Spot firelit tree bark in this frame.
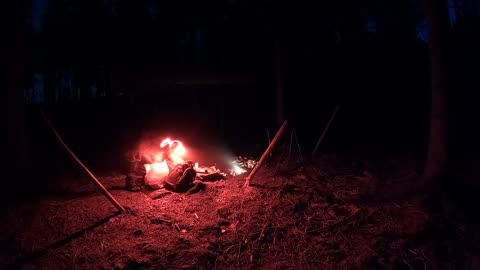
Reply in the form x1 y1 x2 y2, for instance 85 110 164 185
422 0 451 186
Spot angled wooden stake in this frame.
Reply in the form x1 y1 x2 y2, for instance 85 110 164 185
244 120 288 187
40 110 126 213
267 129 272 158
287 129 294 165
293 129 304 163
312 104 340 158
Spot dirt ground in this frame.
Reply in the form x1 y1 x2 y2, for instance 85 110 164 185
1 153 479 270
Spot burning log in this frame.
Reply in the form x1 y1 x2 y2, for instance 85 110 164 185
142 137 231 193
232 156 257 169
143 138 189 190
40 110 126 212
244 120 289 186
162 161 197 193
195 163 227 181
197 172 227 182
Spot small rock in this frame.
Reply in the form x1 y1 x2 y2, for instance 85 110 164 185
151 218 172 225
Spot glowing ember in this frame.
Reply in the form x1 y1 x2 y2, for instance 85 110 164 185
145 160 169 174
142 137 231 188
143 138 189 187
230 156 255 176
233 165 247 175
144 160 170 187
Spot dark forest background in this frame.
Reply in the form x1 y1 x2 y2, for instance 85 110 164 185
7 0 480 186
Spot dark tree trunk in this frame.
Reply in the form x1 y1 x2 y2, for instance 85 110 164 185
422 0 451 185
274 38 284 125
6 0 32 176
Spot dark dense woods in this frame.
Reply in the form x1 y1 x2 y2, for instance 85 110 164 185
6 0 480 202
4 1 480 269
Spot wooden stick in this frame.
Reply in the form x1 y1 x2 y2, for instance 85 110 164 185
293 129 304 162
244 120 288 186
273 146 287 176
312 104 340 158
267 129 272 157
267 129 271 145
286 130 294 166
40 110 126 213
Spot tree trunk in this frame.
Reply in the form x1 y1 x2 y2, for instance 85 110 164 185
422 0 451 186
274 38 284 126
6 0 32 175
462 0 480 17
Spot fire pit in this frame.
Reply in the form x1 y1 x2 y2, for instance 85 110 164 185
142 138 232 192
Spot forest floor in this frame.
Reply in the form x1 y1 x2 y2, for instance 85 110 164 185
1 153 479 270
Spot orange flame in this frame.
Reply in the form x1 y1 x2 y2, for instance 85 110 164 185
144 137 188 180
144 159 169 183
145 160 169 174
160 138 186 165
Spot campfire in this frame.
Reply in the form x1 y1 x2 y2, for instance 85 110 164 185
144 138 186 182
142 138 243 191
